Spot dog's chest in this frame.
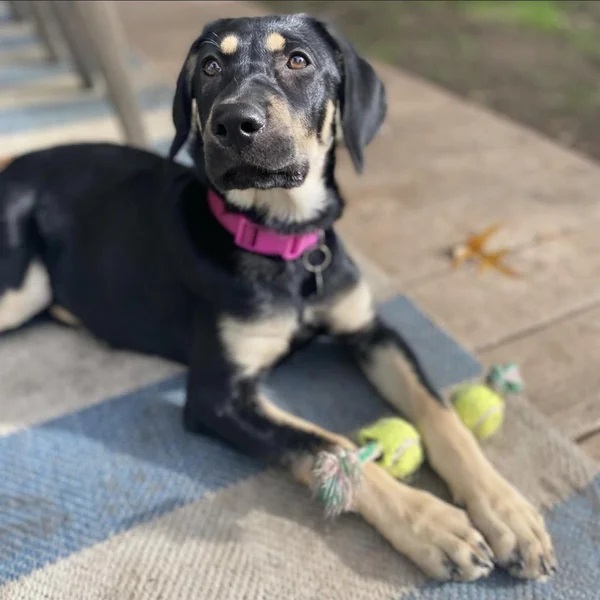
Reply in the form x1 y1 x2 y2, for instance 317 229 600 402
299 301 330 330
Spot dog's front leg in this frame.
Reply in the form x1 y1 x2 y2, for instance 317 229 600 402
186 372 495 581
184 311 493 581
327 280 556 580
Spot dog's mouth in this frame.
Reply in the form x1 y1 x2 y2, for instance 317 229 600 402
203 130 308 190
215 162 309 191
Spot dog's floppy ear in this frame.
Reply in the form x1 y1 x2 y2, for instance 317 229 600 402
317 20 386 173
169 39 201 160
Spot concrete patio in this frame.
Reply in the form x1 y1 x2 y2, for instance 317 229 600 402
114 0 600 461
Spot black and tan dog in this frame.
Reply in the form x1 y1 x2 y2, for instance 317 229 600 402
0 14 555 581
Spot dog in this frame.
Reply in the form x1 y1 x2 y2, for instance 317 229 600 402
0 14 555 581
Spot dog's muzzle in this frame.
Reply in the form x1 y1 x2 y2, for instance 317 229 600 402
204 101 305 190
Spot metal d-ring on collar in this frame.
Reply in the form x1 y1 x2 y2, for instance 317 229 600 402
302 234 332 296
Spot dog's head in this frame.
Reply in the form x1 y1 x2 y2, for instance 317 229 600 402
169 14 385 222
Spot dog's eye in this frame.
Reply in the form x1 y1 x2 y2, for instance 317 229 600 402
287 53 309 70
202 58 221 76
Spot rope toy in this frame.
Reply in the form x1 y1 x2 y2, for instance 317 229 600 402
312 364 525 517
357 418 423 480
486 362 525 395
451 384 505 440
451 363 524 440
312 443 379 518
312 418 423 517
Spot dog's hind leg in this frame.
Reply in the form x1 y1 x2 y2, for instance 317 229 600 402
0 261 51 332
0 180 51 333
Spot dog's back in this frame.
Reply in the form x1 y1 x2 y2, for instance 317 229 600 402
0 144 198 358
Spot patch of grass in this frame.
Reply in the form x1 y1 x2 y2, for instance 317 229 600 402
569 29 600 59
458 0 600 57
458 1 569 32
563 84 600 113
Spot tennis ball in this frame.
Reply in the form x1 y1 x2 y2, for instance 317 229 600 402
357 417 424 480
452 384 505 440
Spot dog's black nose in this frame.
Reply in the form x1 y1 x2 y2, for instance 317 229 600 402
212 103 265 147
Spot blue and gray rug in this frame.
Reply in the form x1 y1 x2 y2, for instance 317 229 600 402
0 296 598 600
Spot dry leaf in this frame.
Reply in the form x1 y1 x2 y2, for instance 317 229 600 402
451 223 520 278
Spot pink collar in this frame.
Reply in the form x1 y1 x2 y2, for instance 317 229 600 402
207 189 321 261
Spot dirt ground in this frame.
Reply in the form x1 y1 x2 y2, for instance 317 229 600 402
267 1 600 162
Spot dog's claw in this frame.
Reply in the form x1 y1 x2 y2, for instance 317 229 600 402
471 552 494 570
478 540 495 562
506 549 525 573
442 546 493 581
540 555 550 577
441 557 461 580
540 554 558 577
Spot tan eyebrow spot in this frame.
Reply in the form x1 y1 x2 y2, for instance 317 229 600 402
265 32 286 52
220 35 239 55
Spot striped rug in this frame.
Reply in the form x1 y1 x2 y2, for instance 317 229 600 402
1 4 599 598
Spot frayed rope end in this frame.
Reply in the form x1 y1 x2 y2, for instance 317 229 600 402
312 448 363 518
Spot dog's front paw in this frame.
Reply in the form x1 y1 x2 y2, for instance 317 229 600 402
359 464 494 581
400 495 495 582
464 474 556 579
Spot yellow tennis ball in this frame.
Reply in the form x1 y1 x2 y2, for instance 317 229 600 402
357 417 424 480
452 384 505 440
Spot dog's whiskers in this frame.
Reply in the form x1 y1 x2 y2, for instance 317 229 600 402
200 39 220 50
